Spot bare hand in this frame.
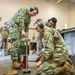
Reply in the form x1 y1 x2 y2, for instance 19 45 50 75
21 30 26 37
36 60 42 67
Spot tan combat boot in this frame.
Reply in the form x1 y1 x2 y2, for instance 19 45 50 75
12 59 22 69
60 61 75 75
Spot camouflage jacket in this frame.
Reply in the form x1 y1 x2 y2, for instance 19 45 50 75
0 26 9 39
37 21 58 52
40 27 69 62
8 8 31 32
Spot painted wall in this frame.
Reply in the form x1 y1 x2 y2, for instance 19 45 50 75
0 0 70 29
68 4 75 28
0 0 75 41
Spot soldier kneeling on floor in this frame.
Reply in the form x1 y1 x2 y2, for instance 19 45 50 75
34 20 75 75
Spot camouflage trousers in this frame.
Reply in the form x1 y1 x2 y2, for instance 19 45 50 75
9 27 24 60
1 38 7 49
11 39 21 60
36 61 61 75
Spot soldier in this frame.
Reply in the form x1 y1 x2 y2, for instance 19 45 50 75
35 18 57 55
45 17 57 29
7 7 39 68
32 19 43 55
0 22 9 49
34 21 75 75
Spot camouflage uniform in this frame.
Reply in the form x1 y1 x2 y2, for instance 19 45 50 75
8 8 31 61
37 21 56 55
36 27 69 75
36 32 43 54
0 26 9 49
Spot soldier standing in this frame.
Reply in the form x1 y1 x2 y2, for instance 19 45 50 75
0 22 9 49
8 7 39 68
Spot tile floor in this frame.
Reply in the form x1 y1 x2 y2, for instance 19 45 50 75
0 51 38 75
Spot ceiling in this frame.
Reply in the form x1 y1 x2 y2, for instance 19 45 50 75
45 0 75 4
